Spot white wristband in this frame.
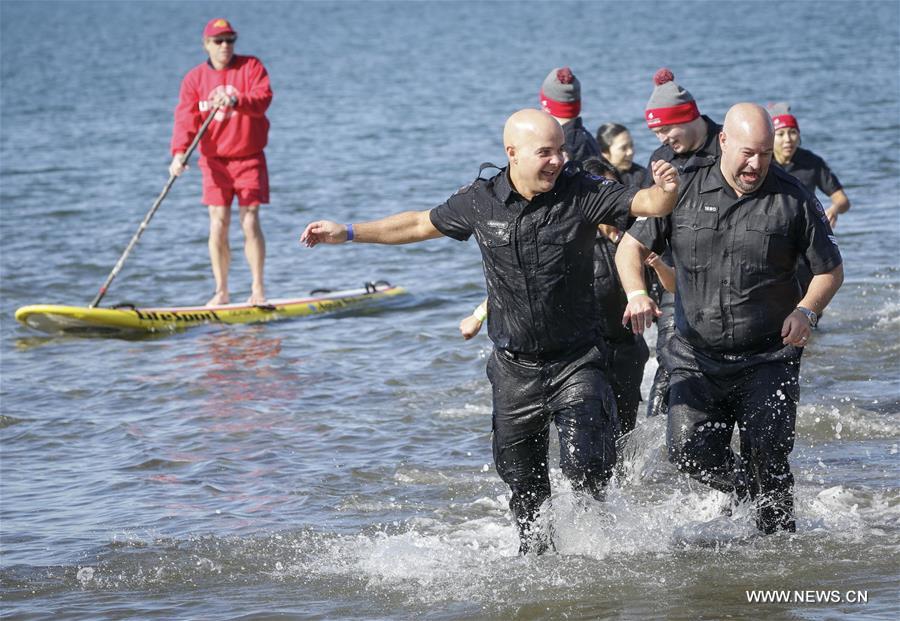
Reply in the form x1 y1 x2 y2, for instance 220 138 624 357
472 303 487 322
626 289 648 301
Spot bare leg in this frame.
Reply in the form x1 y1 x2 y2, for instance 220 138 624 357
207 205 231 306
239 205 266 304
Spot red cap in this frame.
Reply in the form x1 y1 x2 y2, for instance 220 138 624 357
204 18 236 38
772 114 799 131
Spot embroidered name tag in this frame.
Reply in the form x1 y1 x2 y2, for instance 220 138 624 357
702 204 718 213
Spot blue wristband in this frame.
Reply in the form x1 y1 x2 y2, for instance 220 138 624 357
346 223 354 242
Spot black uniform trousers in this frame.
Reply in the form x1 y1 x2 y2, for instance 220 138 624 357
603 335 649 437
646 292 676 419
487 344 618 553
663 335 800 533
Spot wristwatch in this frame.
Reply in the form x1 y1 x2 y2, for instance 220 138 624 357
796 306 818 328
229 95 238 107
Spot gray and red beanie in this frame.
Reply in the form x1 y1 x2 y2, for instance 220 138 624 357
645 68 700 128
540 67 581 119
767 102 799 131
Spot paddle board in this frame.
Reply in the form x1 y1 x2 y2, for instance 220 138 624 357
15 281 407 335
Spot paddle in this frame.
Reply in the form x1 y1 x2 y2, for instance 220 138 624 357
89 107 219 308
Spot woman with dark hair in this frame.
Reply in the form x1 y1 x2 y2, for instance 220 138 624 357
768 102 851 295
596 123 652 188
768 103 851 230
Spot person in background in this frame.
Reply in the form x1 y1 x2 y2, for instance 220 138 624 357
768 102 852 297
539 67 602 163
596 123 652 188
170 18 273 306
616 103 844 534
582 158 648 438
301 109 680 554
625 68 722 419
768 103 851 230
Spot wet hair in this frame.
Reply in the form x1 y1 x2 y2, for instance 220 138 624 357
582 157 622 183
595 123 630 154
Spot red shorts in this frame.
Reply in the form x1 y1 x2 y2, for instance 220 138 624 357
199 152 269 207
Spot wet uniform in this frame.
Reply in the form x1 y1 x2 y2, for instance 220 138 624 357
429 162 637 553
774 147 844 293
562 117 602 163
634 116 722 418
639 159 842 533
593 234 650 437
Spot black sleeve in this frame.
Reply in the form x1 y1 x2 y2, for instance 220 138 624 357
814 155 843 196
625 214 671 255
576 172 637 231
428 186 476 241
799 194 843 274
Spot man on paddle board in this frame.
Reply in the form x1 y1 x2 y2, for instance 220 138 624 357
616 103 844 534
300 109 680 555
169 18 272 306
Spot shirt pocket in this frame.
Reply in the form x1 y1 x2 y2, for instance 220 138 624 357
674 209 718 272
480 225 511 248
743 214 793 274
536 222 580 272
477 224 515 271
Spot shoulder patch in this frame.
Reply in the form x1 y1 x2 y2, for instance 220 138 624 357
812 197 829 224
584 172 614 185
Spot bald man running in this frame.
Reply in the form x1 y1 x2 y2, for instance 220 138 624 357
616 103 844 534
301 108 679 554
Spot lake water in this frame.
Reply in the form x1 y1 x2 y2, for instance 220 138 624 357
1 1 898 619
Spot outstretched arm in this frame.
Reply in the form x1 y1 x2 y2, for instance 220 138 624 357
300 210 443 247
615 232 660 334
628 160 679 217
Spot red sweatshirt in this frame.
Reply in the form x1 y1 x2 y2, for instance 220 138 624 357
171 55 272 159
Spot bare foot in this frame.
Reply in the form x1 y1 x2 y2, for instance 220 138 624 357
247 289 267 306
206 291 230 306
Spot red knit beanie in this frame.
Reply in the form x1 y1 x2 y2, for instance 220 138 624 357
767 102 799 131
539 67 582 119
645 68 700 128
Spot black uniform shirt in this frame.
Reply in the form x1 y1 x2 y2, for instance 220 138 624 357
773 147 843 197
630 116 722 310
648 115 721 172
430 163 637 355
633 161 842 354
593 235 653 343
620 162 653 189
563 117 602 163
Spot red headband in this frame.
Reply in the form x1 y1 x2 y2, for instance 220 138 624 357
645 101 699 128
540 88 581 119
772 114 799 131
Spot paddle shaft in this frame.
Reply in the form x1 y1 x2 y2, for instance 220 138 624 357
89 107 219 308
